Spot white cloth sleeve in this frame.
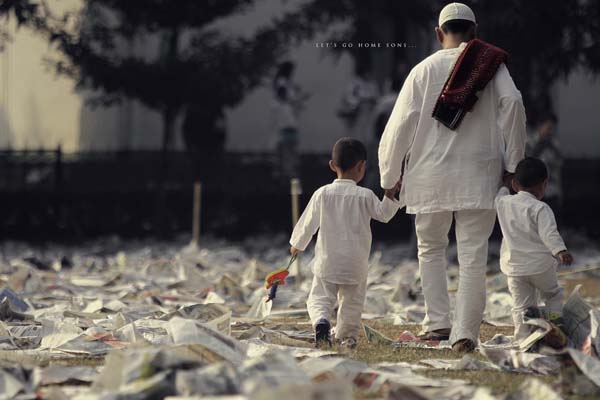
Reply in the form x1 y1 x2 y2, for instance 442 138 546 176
536 204 567 256
367 192 401 223
494 186 510 209
378 69 422 189
494 63 527 173
289 190 321 251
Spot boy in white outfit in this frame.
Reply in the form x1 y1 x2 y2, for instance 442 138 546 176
290 137 401 348
495 157 573 341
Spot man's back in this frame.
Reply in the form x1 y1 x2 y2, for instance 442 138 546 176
379 42 526 214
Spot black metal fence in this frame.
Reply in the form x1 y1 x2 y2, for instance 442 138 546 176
0 149 598 240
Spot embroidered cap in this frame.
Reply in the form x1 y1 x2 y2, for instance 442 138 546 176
438 2 476 27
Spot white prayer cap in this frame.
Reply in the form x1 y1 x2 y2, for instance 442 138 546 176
438 3 476 27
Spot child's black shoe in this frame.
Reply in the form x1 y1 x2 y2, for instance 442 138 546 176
524 306 541 319
315 319 331 347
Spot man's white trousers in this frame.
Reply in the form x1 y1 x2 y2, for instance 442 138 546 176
415 209 496 344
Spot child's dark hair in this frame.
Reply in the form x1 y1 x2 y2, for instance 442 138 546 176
514 157 548 189
332 137 367 171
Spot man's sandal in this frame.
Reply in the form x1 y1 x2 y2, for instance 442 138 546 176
417 328 451 341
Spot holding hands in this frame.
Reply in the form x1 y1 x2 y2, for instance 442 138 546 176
384 179 402 200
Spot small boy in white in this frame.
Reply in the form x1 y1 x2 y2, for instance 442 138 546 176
290 138 401 348
495 157 573 341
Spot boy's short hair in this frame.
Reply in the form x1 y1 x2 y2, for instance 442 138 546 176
514 157 548 189
332 137 367 171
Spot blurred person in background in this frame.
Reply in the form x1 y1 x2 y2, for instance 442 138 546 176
272 61 308 180
526 113 563 218
337 66 378 143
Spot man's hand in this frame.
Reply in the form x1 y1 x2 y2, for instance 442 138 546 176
384 179 402 200
384 189 396 200
290 247 300 257
503 172 514 190
557 250 573 266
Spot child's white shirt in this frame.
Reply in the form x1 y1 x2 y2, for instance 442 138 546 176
495 187 567 276
290 179 400 284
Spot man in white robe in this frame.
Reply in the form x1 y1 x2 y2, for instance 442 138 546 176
378 2 526 352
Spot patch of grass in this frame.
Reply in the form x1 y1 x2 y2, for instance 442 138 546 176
266 316 563 398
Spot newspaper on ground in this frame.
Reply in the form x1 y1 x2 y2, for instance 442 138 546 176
568 349 600 388
363 324 394 345
0 238 597 399
582 309 600 357
419 354 500 371
392 330 452 349
562 285 593 349
251 379 353 400
507 378 563 400
480 347 560 375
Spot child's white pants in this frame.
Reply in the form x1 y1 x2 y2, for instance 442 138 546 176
507 268 564 340
306 275 367 340
415 209 497 344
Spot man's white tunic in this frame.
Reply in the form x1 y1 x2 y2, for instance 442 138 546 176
379 42 526 213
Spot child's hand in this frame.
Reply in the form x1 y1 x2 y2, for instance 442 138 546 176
384 189 397 200
385 179 401 200
290 247 300 257
557 250 573 266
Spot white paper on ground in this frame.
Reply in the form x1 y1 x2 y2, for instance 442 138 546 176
569 348 600 388
167 317 246 364
299 357 368 380
39 319 82 350
0 369 27 399
510 378 563 400
480 347 560 375
563 285 593 349
242 338 336 359
245 296 272 320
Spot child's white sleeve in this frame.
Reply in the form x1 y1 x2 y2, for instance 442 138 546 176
368 192 401 223
536 204 567 256
494 186 510 209
289 190 321 251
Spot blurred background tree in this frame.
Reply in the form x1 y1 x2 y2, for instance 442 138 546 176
282 0 600 123
276 0 435 87
0 0 45 51
4 0 600 146
471 0 600 123
37 0 311 166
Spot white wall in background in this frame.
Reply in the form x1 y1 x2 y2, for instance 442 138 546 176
0 0 81 151
555 71 600 158
0 0 598 156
